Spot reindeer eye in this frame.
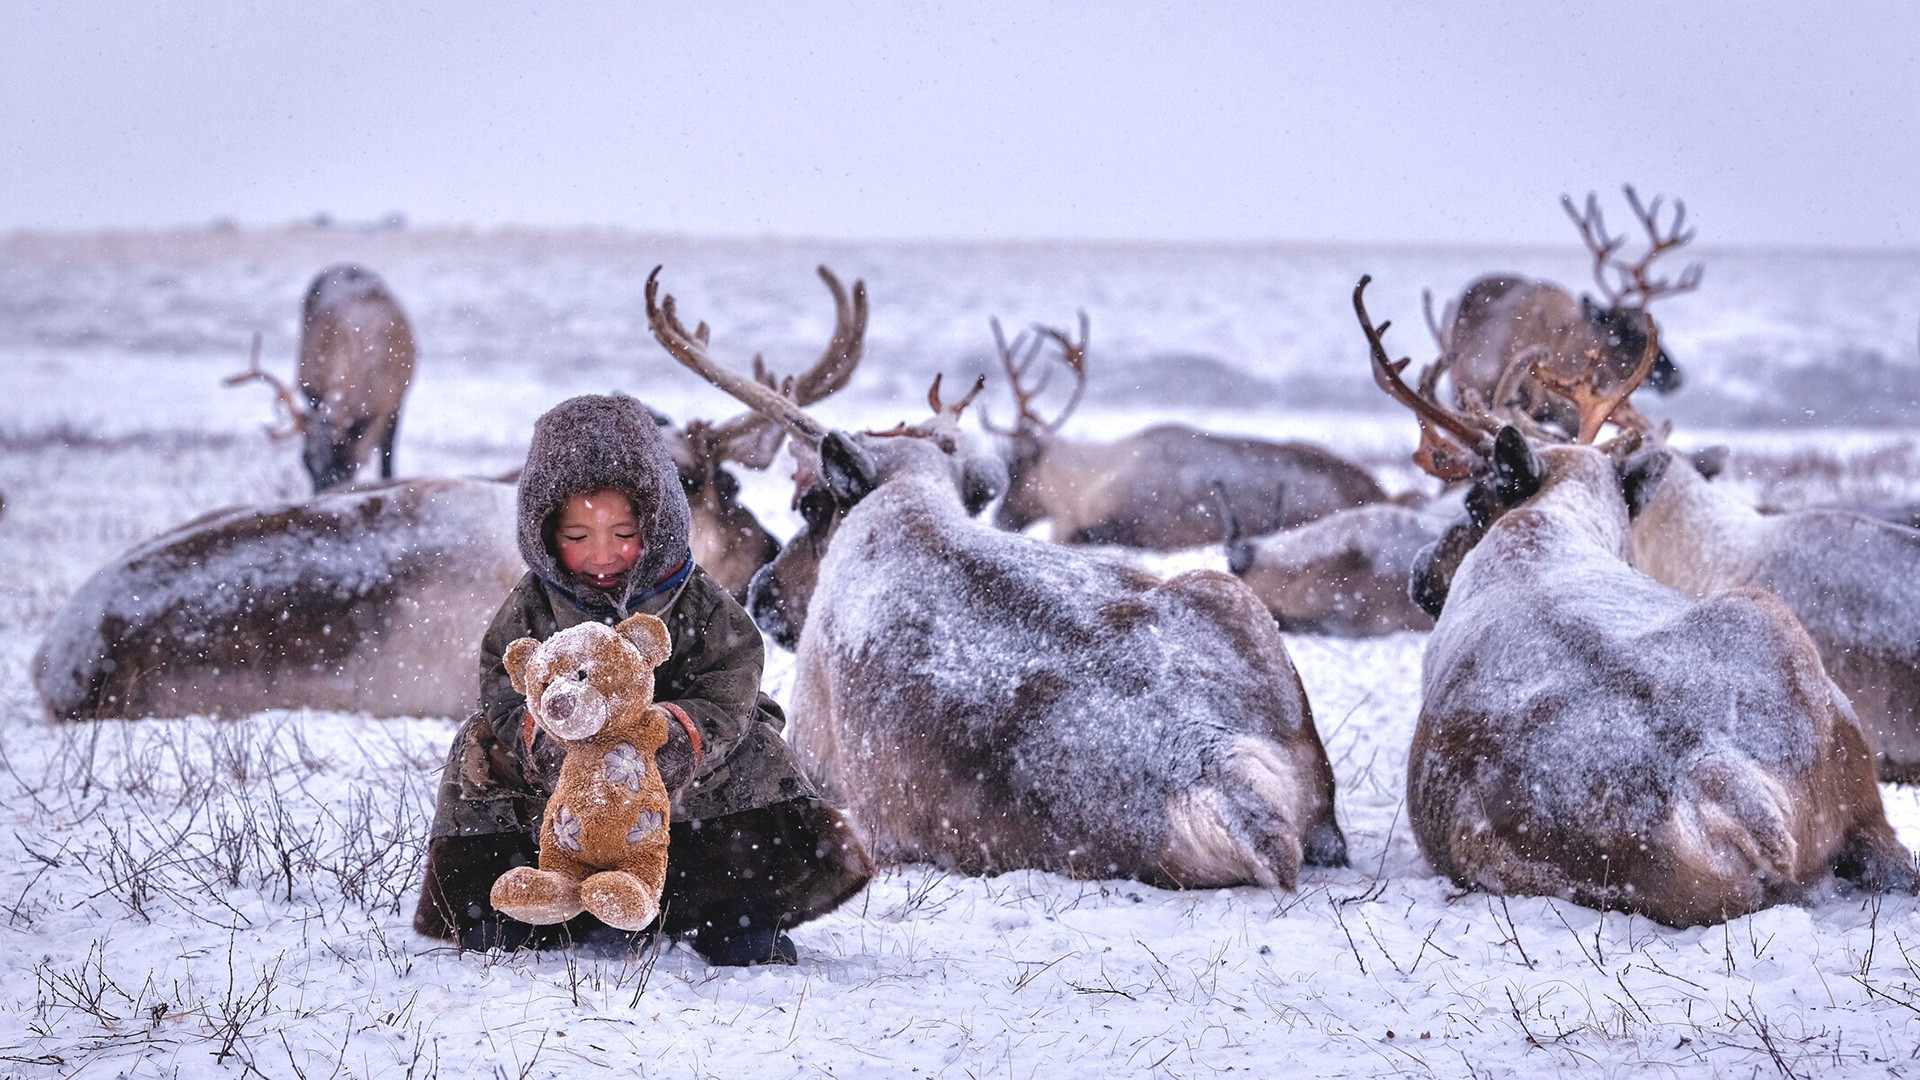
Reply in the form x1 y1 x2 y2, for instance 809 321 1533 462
576 668 588 681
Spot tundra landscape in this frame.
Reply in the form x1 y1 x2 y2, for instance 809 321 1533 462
2 228 1919 1077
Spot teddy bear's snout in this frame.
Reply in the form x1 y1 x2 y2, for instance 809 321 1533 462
539 681 609 740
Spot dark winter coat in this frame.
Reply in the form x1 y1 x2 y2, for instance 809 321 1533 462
427 393 816 840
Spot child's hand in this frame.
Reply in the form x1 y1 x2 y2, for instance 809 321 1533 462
653 705 703 794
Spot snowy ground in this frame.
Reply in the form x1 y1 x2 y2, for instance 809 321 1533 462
3 229 1920 1078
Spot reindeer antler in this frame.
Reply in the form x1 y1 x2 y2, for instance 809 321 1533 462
1355 276 1494 481
646 267 827 446
982 310 1089 436
1527 320 1663 444
1563 186 1703 309
222 331 309 440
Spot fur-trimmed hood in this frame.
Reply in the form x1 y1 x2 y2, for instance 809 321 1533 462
517 394 693 616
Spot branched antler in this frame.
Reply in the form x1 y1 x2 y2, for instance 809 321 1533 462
1527 321 1662 444
1562 186 1703 309
1355 276 1496 481
982 311 1088 435
646 267 827 446
222 332 309 440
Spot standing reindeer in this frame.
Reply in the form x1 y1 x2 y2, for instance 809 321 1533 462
1357 276 1912 926
1430 187 1698 437
227 264 417 492
650 269 1347 889
988 317 1386 549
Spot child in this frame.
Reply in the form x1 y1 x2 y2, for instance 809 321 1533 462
413 393 873 964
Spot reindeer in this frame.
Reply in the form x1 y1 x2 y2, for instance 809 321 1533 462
986 317 1387 549
227 264 417 492
34 477 523 720
1430 187 1698 437
655 265 868 602
1219 489 1442 637
1357 276 1913 926
1622 440 1920 783
649 268 1347 889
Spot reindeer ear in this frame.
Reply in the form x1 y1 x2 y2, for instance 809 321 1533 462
1491 426 1541 506
503 637 541 696
821 432 878 506
615 614 672 667
960 454 1008 516
1688 444 1729 480
1582 295 1605 322
1618 449 1672 519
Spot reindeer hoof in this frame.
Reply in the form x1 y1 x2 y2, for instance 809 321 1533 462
490 867 586 925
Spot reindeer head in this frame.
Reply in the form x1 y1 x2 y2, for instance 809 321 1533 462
645 267 1006 650
981 314 1088 533
1355 275 1660 616
1562 186 1702 398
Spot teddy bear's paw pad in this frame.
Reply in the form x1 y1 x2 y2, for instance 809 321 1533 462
604 743 649 792
580 871 661 932
490 867 586 925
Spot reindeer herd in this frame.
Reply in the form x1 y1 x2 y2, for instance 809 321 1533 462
30 188 1920 929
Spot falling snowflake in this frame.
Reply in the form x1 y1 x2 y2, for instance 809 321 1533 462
552 805 583 852
628 810 664 845
603 742 648 792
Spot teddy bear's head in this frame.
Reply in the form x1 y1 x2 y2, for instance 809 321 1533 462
502 614 672 741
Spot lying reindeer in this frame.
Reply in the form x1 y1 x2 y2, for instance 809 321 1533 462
1430 187 1697 437
650 268 1347 888
227 264 417 492
1219 487 1442 637
34 478 523 720
1359 276 1912 927
1623 440 1920 782
987 316 1386 549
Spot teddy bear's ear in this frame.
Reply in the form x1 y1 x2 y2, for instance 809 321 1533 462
503 637 542 696
614 614 672 667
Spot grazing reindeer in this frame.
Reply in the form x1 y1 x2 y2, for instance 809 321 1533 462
1623 440 1920 782
227 264 417 492
987 317 1386 549
1430 187 1698 437
650 268 1347 888
1357 276 1913 926
34 478 523 720
658 265 869 602
1219 488 1442 637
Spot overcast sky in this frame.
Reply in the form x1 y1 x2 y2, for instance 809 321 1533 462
3 1 1915 248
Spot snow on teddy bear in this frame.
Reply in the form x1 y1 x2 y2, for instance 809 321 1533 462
490 614 675 932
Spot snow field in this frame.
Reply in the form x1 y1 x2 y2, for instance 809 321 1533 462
4 232 1920 1077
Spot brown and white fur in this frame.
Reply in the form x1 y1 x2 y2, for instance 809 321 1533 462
649 270 1348 888
1224 501 1443 637
33 477 522 720
1625 445 1920 781
988 318 1386 549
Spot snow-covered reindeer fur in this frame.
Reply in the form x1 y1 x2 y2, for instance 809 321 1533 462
1624 445 1920 781
648 269 1347 888
1219 494 1443 638
1358 276 1914 927
34 478 524 720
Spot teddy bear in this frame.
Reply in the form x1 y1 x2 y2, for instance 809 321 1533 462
489 613 676 932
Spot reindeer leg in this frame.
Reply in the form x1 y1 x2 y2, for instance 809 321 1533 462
378 411 401 479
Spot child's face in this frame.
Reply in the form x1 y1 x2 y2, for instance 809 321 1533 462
555 490 644 590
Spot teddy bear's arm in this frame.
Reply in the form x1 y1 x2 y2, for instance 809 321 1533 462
653 581 766 767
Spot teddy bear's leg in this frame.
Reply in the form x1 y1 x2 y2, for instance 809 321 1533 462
490 867 587 925
579 871 662 933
